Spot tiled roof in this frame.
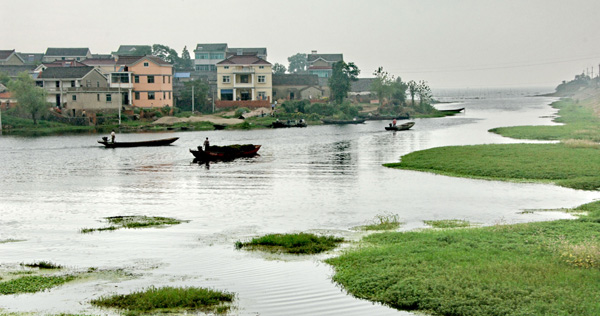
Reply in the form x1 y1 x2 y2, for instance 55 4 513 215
43 60 87 67
39 66 94 79
82 58 117 66
307 53 343 63
0 65 36 76
116 55 172 67
351 78 376 92
0 49 15 60
45 47 90 56
116 45 152 54
217 54 270 65
16 53 44 64
273 74 319 86
195 43 228 52
228 47 267 56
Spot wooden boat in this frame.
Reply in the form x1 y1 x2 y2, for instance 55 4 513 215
98 137 179 148
322 118 365 124
190 144 261 161
365 114 410 121
385 122 415 131
438 107 465 114
213 124 226 130
271 120 307 128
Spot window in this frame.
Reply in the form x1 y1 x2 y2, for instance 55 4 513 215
240 75 249 83
135 92 140 100
106 94 112 102
210 53 224 59
210 65 217 71
97 94 100 101
220 89 233 101
134 75 139 83
258 75 266 83
111 73 129 84
168 76 170 83
72 95 77 101
259 66 265 69
148 92 155 100
56 81 60 88
143 62 149 67
168 91 171 99
36 81 43 87
163 76 165 83
97 81 100 87
222 76 230 83
71 80 75 87
86 80 91 87
258 91 266 100
224 66 229 69
197 53 209 59
147 75 154 83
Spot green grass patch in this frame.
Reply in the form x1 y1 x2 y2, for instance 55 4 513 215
0 239 24 244
90 286 234 315
235 233 344 254
424 219 471 228
326 201 600 315
0 275 75 295
360 213 403 231
385 143 600 190
80 216 188 233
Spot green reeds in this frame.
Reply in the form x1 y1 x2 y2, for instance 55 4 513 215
235 233 344 254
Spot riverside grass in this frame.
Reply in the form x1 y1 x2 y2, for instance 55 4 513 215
235 233 344 254
0 275 75 295
326 201 600 316
90 286 234 315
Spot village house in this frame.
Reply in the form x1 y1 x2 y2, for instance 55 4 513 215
113 55 173 108
112 45 152 57
36 66 121 116
215 54 272 109
272 74 326 101
0 50 25 65
43 47 93 63
307 51 343 78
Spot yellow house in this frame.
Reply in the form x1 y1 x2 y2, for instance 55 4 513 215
216 54 272 109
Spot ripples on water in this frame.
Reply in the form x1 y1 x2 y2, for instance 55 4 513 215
0 92 599 315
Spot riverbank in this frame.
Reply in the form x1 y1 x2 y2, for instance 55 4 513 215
327 89 600 315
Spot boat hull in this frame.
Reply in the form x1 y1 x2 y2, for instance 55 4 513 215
190 144 261 161
98 137 179 148
385 122 415 131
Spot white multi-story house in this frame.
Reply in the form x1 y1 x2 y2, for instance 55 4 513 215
215 54 272 109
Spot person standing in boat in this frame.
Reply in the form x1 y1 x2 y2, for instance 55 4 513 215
110 130 116 143
392 118 397 126
203 137 210 151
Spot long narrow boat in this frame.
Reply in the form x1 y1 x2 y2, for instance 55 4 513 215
384 122 415 131
190 144 261 161
321 118 366 124
98 137 179 148
271 120 307 128
438 107 465 114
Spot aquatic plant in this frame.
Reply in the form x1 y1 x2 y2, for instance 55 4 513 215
235 233 344 254
80 216 187 233
21 261 62 269
0 275 75 295
361 213 402 231
424 219 471 229
90 286 234 314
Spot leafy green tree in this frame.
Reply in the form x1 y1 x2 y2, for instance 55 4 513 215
416 80 433 111
407 80 417 106
287 53 307 74
273 63 287 74
177 80 209 112
152 44 182 69
8 72 48 124
0 71 10 86
390 77 408 105
328 61 360 104
371 67 393 105
180 46 193 70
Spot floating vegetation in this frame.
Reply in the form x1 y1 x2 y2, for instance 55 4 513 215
0 239 25 244
90 286 234 315
360 213 402 231
235 233 344 254
80 216 188 233
21 261 62 269
424 219 471 229
0 275 75 295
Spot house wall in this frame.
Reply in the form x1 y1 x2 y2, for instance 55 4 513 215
216 64 272 101
273 85 324 101
130 58 173 108
0 54 24 66
64 89 122 113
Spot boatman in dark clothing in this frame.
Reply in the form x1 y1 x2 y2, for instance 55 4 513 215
204 137 210 150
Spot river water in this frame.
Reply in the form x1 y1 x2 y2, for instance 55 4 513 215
1 91 599 315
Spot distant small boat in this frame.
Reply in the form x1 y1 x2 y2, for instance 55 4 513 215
438 107 465 114
385 122 415 131
98 137 179 148
213 124 226 130
365 114 410 121
190 144 261 161
322 118 365 124
271 120 307 128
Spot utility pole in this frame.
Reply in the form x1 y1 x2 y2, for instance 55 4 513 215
192 84 195 113
0 104 3 135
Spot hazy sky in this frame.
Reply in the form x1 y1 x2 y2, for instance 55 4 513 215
4 0 600 89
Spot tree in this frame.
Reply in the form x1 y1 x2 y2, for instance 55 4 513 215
273 63 287 75
8 72 48 124
407 80 417 106
328 61 360 104
180 46 193 70
371 67 393 105
390 77 408 105
0 71 10 86
287 53 307 74
416 80 433 111
177 80 209 112
152 44 182 69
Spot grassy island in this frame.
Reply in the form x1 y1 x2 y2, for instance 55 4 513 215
328 92 600 315
235 233 344 254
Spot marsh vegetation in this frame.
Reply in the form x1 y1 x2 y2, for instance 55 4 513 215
235 233 344 254
80 216 188 233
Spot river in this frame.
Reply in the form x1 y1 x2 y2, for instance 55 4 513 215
1 90 598 315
